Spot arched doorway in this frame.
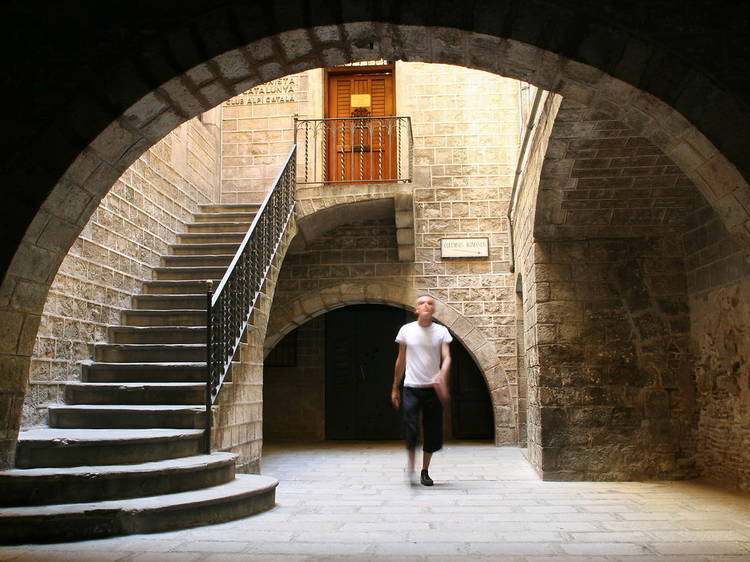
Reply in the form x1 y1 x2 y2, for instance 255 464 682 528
2 7 748 482
325 304 406 440
450 341 494 441
263 304 493 442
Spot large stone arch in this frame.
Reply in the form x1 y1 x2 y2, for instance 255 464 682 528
265 281 516 445
2 9 749 464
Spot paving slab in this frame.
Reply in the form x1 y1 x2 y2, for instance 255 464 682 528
1 441 749 560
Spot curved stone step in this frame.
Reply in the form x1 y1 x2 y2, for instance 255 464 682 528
170 242 241 256
143 279 211 295
185 221 249 233
94 343 206 363
177 232 245 245
154 265 226 281
133 294 206 310
0 474 277 544
82 361 206 382
0 453 237 507
65 382 204 405
109 325 207 344
122 309 206 326
161 254 234 268
15 428 206 468
48 404 206 429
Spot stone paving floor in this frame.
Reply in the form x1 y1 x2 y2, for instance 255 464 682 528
1 441 750 561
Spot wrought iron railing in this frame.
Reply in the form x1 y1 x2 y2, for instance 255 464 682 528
204 146 296 452
294 116 413 184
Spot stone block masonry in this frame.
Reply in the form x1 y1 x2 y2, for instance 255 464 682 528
401 64 520 440
513 88 750 490
213 221 297 472
683 202 750 491
690 279 750 491
222 72 319 204
25 117 220 427
514 92 700 481
264 63 523 445
512 92 563 468
263 316 325 442
529 237 698 482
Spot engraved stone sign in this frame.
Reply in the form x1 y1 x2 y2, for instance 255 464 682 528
224 76 299 106
440 238 490 259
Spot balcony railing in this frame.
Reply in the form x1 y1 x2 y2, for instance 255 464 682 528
204 146 296 453
294 116 413 184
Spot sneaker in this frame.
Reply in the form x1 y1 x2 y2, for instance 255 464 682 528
420 469 433 486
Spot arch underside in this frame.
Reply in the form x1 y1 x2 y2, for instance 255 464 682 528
2 6 749 476
265 281 516 445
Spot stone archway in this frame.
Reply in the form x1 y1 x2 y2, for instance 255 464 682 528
2 13 750 465
265 281 516 445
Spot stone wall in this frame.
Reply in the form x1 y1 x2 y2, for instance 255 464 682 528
276 218 406 297
24 115 220 427
398 62 520 444
262 62 524 445
213 220 297 472
221 71 321 203
512 92 561 470
531 237 697 481
513 90 699 481
689 280 750 491
684 202 750 491
263 316 325 442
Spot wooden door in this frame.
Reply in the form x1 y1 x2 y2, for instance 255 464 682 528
326 70 397 183
325 305 406 439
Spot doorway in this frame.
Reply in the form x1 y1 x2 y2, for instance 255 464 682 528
325 64 397 182
324 304 494 441
450 343 494 440
263 304 495 442
325 304 406 439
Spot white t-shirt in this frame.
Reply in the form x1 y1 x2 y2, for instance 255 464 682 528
395 321 453 387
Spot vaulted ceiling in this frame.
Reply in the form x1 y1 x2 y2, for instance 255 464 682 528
535 99 703 240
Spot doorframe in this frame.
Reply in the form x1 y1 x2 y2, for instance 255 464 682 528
323 61 396 120
323 62 399 184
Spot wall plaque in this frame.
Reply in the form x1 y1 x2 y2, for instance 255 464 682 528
440 237 490 259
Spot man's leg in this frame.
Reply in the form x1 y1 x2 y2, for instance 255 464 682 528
407 448 416 472
421 388 443 486
422 451 432 471
402 387 420 481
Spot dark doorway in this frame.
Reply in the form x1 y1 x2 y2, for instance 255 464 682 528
324 304 494 441
325 304 407 439
450 343 494 440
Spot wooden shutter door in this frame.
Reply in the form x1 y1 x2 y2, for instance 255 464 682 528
326 71 396 182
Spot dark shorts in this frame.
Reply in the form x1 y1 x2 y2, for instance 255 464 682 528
402 386 443 453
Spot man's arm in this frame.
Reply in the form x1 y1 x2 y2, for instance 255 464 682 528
391 343 406 409
432 341 452 405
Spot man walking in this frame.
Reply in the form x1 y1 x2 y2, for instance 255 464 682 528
391 294 452 486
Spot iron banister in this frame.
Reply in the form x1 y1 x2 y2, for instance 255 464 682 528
205 146 296 452
294 116 413 184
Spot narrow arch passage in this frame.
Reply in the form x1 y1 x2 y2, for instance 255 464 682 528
263 304 494 443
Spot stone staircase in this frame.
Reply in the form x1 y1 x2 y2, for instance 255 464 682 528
0 204 278 544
